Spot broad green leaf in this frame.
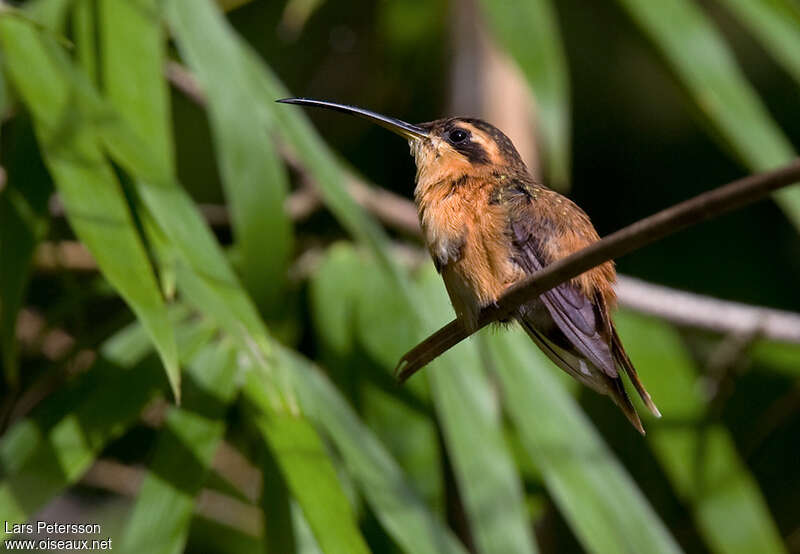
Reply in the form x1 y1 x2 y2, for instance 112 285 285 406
72 0 98 84
353 254 537 554
616 311 786 554
488 327 681 554
309 243 364 358
716 0 800 88
614 0 800 230
750 341 800 377
282 345 468 554
0 123 52 387
163 0 411 305
259 439 297 554
10 11 294 410
0 309 213 538
120 340 240 554
312 244 444 512
167 0 292 314
416 268 538 554
98 0 181 396
20 0 72 33
478 0 570 187
244 372 371 554
99 0 174 171
0 17 181 399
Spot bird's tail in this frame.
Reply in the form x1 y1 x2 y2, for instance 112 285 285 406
519 317 646 435
609 325 661 418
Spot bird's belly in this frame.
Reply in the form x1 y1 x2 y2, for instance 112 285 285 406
442 240 524 331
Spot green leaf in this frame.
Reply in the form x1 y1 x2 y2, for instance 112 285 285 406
613 0 800 230
478 0 571 187
120 340 240 554
0 309 213 538
0 17 181 400
72 0 98 84
715 0 800 89
487 327 681 554
244 371 371 554
353 253 536 554
309 243 364 358
13 9 294 411
232 40 408 291
0 123 52 387
311 244 444 512
97 0 181 398
98 0 174 171
259 440 297 554
415 269 538 554
750 340 800 377
166 0 292 314
282 345 468 554
616 311 786 554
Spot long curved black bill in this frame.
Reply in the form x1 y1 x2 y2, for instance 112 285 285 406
276 98 428 140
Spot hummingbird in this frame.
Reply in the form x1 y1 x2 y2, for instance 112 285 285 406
278 98 660 433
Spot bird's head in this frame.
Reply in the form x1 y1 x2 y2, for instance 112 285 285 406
276 98 527 194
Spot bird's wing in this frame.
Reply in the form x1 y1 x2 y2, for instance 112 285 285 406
508 217 618 379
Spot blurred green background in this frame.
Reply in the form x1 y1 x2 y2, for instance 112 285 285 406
1 0 800 552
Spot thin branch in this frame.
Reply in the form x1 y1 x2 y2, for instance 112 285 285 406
396 160 800 381
616 276 800 343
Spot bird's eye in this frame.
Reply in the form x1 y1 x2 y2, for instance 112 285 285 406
448 129 468 143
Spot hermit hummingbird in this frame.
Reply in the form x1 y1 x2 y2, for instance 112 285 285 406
278 98 660 433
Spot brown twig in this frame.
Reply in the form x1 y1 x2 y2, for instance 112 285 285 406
396 160 800 381
616 276 800 343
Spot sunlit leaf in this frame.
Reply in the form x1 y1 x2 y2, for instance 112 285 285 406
167 0 293 313
282 345 468 554
716 0 800 89
614 0 800 230
616 310 785 554
0 310 213 538
120 340 240 554
244 371 371 554
0 17 181 399
415 268 538 554
488 327 682 554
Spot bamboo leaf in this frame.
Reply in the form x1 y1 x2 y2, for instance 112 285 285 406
71 0 98 84
715 0 800 89
0 17 181 400
0 309 213 538
616 311 786 554
281 345 469 554
120 340 240 554
244 372 371 554
353 256 537 554
8 10 294 410
98 0 174 171
0 122 52 387
487 327 682 554
614 0 800 230
478 0 571 187
415 269 538 554
178 13 408 289
750 341 800 377
311 245 444 512
166 0 293 314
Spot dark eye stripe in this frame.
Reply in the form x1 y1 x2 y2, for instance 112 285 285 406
454 141 490 164
441 120 490 164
